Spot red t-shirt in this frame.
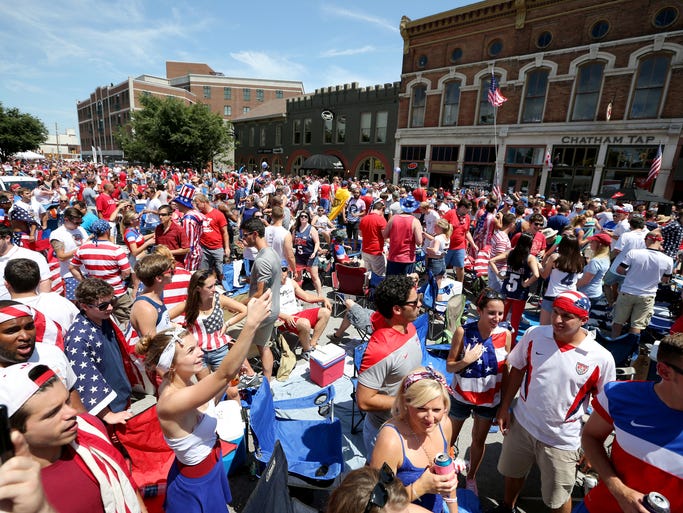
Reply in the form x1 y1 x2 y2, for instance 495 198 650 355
319 184 331 200
155 221 189 263
361 195 374 211
443 209 471 250
510 230 547 256
95 193 116 219
411 187 426 203
199 207 227 249
359 212 387 255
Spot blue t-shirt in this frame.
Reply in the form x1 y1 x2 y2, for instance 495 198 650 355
579 256 610 298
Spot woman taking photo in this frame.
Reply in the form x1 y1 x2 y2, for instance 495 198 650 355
122 210 155 267
446 288 511 496
423 218 452 278
539 234 584 325
370 367 457 513
136 291 271 513
292 210 323 298
489 233 540 336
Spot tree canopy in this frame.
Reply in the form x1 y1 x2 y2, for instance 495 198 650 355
0 103 48 161
116 94 233 168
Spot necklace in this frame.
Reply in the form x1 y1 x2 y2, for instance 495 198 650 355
408 424 434 468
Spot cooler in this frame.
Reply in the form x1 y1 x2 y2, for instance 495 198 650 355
215 400 247 475
310 344 346 387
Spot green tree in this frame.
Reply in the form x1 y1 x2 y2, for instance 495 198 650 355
0 103 48 161
116 94 233 168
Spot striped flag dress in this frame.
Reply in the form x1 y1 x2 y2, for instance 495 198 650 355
187 292 231 352
181 210 205 271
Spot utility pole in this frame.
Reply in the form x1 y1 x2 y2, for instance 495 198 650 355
55 122 62 160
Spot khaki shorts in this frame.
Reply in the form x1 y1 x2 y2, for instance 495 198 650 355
612 292 655 330
497 415 579 509
251 321 274 348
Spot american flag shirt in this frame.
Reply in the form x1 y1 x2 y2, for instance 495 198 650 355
187 292 231 352
64 314 133 415
181 209 205 271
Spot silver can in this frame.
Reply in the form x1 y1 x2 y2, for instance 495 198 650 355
643 492 670 513
582 475 598 495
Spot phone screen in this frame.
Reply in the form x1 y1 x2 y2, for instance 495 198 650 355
0 405 13 464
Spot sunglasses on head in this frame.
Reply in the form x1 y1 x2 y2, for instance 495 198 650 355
477 289 505 305
364 463 395 513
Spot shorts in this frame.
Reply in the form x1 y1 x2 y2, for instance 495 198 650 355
445 248 465 269
602 270 625 286
449 398 498 421
361 252 386 277
251 321 274 347
427 257 446 277
202 342 230 371
541 296 556 312
347 303 373 334
497 415 579 509
612 292 655 329
386 261 415 276
278 308 320 334
296 255 319 268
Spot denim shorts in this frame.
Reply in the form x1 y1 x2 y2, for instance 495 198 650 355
427 257 446 277
449 398 498 420
445 248 465 268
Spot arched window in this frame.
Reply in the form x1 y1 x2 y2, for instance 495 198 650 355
411 85 427 128
442 81 461 126
571 62 605 121
522 69 549 123
630 54 671 119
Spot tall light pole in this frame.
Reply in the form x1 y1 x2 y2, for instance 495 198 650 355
55 122 62 160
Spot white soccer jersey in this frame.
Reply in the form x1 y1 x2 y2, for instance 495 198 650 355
509 325 616 450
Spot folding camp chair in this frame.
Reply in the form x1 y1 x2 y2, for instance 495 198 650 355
594 331 640 380
413 312 450 378
350 339 369 434
331 263 368 316
249 378 343 488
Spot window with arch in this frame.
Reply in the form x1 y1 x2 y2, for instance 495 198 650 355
522 69 549 123
630 54 671 119
442 81 461 126
478 75 501 125
411 85 427 128
571 62 605 121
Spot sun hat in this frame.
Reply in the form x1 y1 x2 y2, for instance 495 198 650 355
174 183 196 209
541 227 558 239
399 194 420 213
0 362 57 416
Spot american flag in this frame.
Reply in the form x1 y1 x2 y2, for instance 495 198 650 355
544 150 553 171
647 145 662 184
492 183 501 199
488 74 507 107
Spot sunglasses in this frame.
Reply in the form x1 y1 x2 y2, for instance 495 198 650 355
88 300 113 311
400 299 420 308
364 463 395 513
163 268 175 277
533 222 544 227
158 212 171 217
478 289 505 304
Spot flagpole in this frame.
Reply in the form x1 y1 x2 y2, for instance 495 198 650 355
491 64 500 200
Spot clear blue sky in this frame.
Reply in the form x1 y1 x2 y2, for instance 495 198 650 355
0 1 472 139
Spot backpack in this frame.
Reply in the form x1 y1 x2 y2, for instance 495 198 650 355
271 332 296 382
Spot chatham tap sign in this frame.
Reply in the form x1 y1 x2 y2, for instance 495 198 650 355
559 135 658 144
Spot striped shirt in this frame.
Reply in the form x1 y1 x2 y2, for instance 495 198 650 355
187 292 230 352
162 266 191 324
181 210 204 271
71 240 131 296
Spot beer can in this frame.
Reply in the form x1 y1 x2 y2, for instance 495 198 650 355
432 453 454 475
582 475 598 495
643 492 670 513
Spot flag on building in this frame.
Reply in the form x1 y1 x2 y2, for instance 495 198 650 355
647 145 662 184
91 146 97 164
488 74 507 107
606 101 612 121
544 150 553 171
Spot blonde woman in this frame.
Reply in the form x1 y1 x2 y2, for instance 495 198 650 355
370 367 456 513
423 218 452 278
135 290 271 513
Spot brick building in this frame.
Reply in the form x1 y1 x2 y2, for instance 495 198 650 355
396 0 683 200
77 62 304 163
233 82 400 181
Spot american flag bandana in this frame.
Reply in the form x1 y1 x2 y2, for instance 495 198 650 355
0 304 34 324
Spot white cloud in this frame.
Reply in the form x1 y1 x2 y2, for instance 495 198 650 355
320 5 398 32
228 51 307 80
320 46 375 58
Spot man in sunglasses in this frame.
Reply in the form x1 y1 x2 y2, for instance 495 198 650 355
509 212 548 257
577 333 683 513
356 275 423 458
49 206 89 301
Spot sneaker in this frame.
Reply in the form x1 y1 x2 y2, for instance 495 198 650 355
301 349 314 361
465 478 478 496
327 333 343 342
238 373 261 389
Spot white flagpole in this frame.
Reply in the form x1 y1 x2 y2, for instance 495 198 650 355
491 64 501 198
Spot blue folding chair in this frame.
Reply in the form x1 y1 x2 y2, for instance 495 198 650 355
414 312 450 378
594 331 640 380
249 378 343 488
350 340 369 434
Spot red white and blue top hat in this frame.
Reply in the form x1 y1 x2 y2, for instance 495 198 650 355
174 183 196 208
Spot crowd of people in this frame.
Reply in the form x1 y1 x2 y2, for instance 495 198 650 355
0 159 681 513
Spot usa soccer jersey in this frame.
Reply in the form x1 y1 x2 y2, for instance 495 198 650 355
584 381 683 513
509 325 616 449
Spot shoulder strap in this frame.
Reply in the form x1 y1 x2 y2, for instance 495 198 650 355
384 423 408 462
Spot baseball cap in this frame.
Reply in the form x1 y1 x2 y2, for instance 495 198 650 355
420 176 428 185
10 184 21 191
587 233 612 246
0 363 57 416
